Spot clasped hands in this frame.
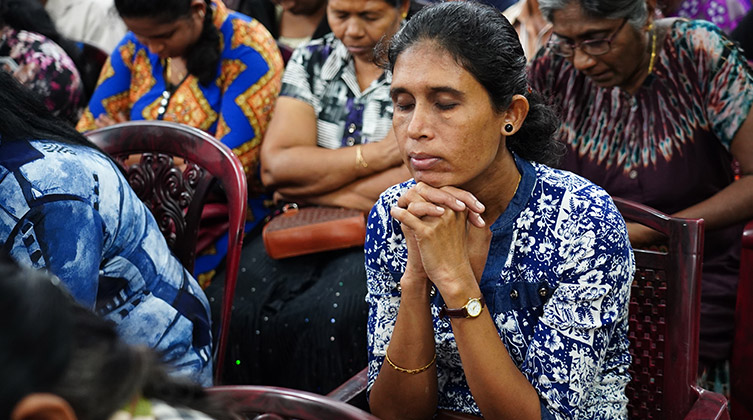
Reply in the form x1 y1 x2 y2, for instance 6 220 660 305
390 182 488 301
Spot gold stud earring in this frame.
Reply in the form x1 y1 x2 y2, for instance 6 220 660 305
401 11 408 19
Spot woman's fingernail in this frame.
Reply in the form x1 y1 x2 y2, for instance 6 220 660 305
435 206 445 213
456 199 466 208
476 201 485 211
477 215 486 226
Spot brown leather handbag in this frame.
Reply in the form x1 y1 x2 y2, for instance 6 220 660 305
262 204 367 259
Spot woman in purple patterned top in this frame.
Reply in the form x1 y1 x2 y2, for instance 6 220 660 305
530 0 753 395
664 0 751 33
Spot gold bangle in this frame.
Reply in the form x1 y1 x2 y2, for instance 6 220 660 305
355 145 368 168
385 349 436 374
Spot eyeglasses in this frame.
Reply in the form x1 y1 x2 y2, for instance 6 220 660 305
548 19 628 57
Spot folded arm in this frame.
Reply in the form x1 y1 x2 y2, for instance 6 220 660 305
260 96 405 197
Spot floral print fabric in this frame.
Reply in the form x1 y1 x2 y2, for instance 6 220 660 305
0 26 84 122
672 0 751 33
365 157 635 419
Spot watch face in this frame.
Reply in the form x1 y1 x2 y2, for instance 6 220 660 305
466 299 482 317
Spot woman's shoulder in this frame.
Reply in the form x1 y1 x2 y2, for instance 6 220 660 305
662 17 734 52
532 163 622 218
21 140 114 175
218 9 284 67
222 8 276 42
658 17 750 79
534 163 608 194
4 140 118 201
287 33 344 66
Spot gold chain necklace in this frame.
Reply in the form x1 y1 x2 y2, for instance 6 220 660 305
647 23 657 74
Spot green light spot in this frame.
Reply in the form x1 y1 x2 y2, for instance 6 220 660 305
235 360 241 365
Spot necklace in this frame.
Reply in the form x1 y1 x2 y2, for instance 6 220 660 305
512 172 522 198
647 23 657 74
159 58 189 119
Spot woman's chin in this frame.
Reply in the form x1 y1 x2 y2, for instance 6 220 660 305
412 172 451 188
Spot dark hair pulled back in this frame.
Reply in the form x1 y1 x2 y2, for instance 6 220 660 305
0 71 93 147
384 1 563 166
114 0 221 85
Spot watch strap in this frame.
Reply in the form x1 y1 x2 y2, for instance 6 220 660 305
439 296 486 318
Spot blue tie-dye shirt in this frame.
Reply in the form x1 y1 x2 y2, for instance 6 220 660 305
365 157 635 419
0 139 213 385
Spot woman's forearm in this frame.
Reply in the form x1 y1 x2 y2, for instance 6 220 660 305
262 141 403 196
673 174 753 230
369 279 439 420
284 165 411 211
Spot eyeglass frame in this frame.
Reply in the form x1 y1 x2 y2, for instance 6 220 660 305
547 18 629 57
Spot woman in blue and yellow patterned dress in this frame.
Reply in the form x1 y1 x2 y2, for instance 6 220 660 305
77 0 284 283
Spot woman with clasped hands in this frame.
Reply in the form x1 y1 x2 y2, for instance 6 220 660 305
365 2 635 419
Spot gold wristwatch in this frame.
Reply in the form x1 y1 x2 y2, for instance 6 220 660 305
439 296 486 318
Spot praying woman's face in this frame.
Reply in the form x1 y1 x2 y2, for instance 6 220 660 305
122 0 206 59
390 41 509 192
549 1 650 92
327 0 409 63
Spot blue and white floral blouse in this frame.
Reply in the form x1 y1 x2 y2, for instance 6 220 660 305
365 157 635 419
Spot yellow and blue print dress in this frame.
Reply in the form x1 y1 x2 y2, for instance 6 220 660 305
77 0 284 283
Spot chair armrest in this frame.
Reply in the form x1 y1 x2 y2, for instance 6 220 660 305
683 387 730 420
326 367 368 403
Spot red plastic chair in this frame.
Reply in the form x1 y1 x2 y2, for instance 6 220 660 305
730 220 753 420
207 385 380 419
613 197 729 420
85 120 247 385
328 198 729 419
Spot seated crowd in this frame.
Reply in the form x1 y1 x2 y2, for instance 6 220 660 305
1 0 751 418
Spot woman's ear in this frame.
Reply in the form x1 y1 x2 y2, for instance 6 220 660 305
399 0 412 20
11 394 77 420
500 94 530 136
190 0 208 21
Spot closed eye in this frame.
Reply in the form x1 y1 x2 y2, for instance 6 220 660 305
395 102 414 112
436 103 457 111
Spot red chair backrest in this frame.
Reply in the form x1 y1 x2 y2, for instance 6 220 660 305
208 385 380 420
613 197 710 420
731 220 753 420
85 120 247 385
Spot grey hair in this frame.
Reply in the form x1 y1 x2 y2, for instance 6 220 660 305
539 0 649 30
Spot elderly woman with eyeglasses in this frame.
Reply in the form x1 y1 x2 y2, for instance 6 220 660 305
529 0 753 395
